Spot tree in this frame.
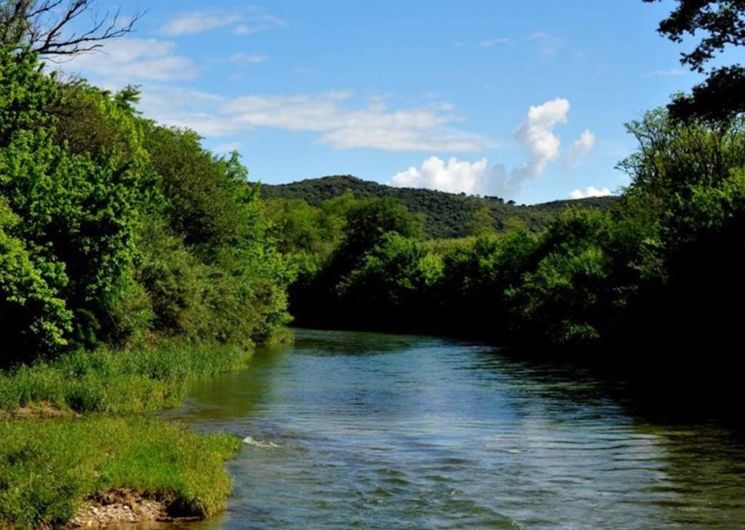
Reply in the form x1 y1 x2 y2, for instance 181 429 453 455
0 0 141 57
468 206 497 236
645 0 745 122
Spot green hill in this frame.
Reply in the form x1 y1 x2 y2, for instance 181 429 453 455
260 175 618 238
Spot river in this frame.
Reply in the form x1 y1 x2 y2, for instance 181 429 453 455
163 329 745 529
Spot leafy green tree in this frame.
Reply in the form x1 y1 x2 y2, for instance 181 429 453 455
0 129 144 347
645 0 745 122
337 233 442 327
0 46 58 146
144 125 260 254
335 198 422 270
0 198 72 358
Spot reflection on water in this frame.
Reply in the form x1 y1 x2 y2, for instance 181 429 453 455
162 329 745 529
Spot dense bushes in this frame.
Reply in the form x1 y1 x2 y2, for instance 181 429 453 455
0 46 292 362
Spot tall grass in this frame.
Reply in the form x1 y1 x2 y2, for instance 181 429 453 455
0 341 252 414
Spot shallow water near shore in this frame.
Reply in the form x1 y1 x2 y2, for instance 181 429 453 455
162 329 745 529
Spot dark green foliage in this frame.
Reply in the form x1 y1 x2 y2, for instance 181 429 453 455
619 110 745 358
0 130 145 348
261 175 617 238
0 200 71 354
336 233 442 328
337 198 422 268
139 124 293 347
0 49 145 353
505 209 648 346
144 126 257 252
644 0 745 121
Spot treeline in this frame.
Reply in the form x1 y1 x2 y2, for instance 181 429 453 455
271 1 745 390
275 110 745 382
262 174 618 238
0 44 292 363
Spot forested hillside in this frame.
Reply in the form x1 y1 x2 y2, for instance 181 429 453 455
261 175 617 238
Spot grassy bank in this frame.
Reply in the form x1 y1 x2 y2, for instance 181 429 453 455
0 416 241 529
0 341 260 529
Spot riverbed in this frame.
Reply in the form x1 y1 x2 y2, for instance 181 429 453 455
163 329 745 529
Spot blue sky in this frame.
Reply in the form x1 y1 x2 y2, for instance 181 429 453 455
60 0 714 204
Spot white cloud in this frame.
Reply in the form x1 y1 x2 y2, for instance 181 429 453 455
230 52 267 64
513 98 569 180
391 156 510 196
60 38 196 82
133 87 231 136
131 88 494 152
161 11 286 37
566 129 596 167
570 186 612 199
221 93 495 151
162 12 242 36
390 98 594 199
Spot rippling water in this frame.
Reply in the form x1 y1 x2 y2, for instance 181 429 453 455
164 329 745 529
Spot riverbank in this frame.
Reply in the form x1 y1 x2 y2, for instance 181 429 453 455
0 339 260 529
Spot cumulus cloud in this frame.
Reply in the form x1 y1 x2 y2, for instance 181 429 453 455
60 38 196 82
513 98 569 180
390 98 597 198
391 157 510 196
565 129 596 167
570 186 612 199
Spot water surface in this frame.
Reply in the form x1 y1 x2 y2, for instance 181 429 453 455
165 329 745 529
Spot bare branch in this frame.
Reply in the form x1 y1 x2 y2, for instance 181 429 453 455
0 0 144 56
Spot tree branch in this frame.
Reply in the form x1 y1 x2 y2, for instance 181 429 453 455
0 0 143 57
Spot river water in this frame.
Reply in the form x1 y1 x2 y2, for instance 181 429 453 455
164 329 745 529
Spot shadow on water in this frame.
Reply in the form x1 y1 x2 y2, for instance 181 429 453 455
160 342 289 426
292 328 431 356
471 341 745 432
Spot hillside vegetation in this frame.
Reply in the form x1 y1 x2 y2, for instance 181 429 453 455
261 175 617 238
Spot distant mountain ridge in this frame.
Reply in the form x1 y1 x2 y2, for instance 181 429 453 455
260 175 618 238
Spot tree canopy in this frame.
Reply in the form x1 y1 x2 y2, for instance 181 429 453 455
645 0 745 121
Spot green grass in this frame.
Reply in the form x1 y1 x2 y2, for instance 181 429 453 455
0 341 252 414
0 416 241 529
0 340 255 528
